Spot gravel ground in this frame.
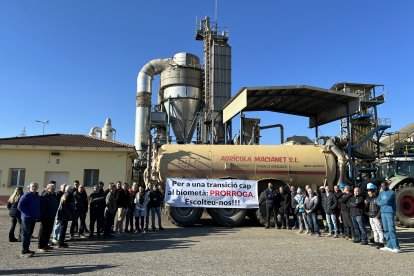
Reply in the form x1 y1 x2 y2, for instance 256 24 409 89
0 207 413 276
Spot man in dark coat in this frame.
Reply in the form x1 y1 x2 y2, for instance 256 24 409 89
262 183 279 229
348 187 368 245
322 185 338 237
279 186 291 229
70 184 88 238
37 183 58 252
149 184 164 231
115 182 129 235
89 184 106 238
125 182 138 233
334 184 344 235
338 185 353 239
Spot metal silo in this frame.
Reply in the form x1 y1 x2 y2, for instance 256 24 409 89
160 53 203 144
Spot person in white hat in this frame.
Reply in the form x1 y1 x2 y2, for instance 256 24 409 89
364 183 384 249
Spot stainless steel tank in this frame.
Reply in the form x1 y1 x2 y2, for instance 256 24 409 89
160 53 203 143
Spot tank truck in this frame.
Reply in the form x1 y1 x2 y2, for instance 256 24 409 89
149 139 347 227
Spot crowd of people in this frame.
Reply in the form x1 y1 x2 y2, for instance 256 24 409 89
262 181 402 253
7 180 164 257
6 178 403 257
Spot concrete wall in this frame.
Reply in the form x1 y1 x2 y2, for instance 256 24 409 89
0 146 135 204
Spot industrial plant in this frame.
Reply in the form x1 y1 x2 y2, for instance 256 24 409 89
132 17 414 228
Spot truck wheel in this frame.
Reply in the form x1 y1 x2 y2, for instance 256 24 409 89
256 204 277 227
208 208 247 227
246 209 259 222
396 183 414 228
166 206 203 227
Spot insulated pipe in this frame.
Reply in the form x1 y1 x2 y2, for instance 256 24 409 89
135 58 171 159
326 137 347 187
260 124 284 144
89 127 102 137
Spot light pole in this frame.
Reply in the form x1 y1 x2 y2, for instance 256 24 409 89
35 120 50 135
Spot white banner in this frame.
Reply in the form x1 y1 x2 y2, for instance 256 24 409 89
165 178 258 209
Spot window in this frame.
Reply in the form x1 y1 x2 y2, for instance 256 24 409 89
83 169 99 187
10 168 26 187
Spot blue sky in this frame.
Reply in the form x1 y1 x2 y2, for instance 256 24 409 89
1 0 413 145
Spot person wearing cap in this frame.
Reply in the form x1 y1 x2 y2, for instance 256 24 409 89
338 185 353 239
365 183 384 249
347 187 368 245
377 182 401 253
293 187 309 234
322 185 338 237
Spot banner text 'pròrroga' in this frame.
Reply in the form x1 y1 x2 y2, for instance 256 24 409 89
165 178 258 208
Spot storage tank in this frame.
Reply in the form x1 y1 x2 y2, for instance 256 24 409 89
160 53 203 144
151 143 341 227
153 144 337 190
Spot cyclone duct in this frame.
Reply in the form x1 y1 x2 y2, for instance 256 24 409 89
135 53 203 160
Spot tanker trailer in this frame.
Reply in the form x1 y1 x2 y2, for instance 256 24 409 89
150 137 346 227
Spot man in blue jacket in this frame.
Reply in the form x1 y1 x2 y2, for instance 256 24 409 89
17 182 41 257
377 182 401 253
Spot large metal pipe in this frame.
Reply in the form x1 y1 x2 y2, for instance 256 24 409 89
260 124 284 144
326 137 347 186
135 58 171 159
89 127 102 137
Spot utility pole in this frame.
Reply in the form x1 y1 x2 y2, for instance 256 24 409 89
35 120 50 135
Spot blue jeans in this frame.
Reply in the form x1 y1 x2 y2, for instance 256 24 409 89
351 216 367 242
151 207 162 228
307 212 319 234
21 218 36 252
326 213 338 234
53 219 61 240
381 212 400 249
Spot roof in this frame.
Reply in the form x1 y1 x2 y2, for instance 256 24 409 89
223 85 360 128
380 122 414 151
331 82 383 90
285 135 314 145
0 134 135 149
